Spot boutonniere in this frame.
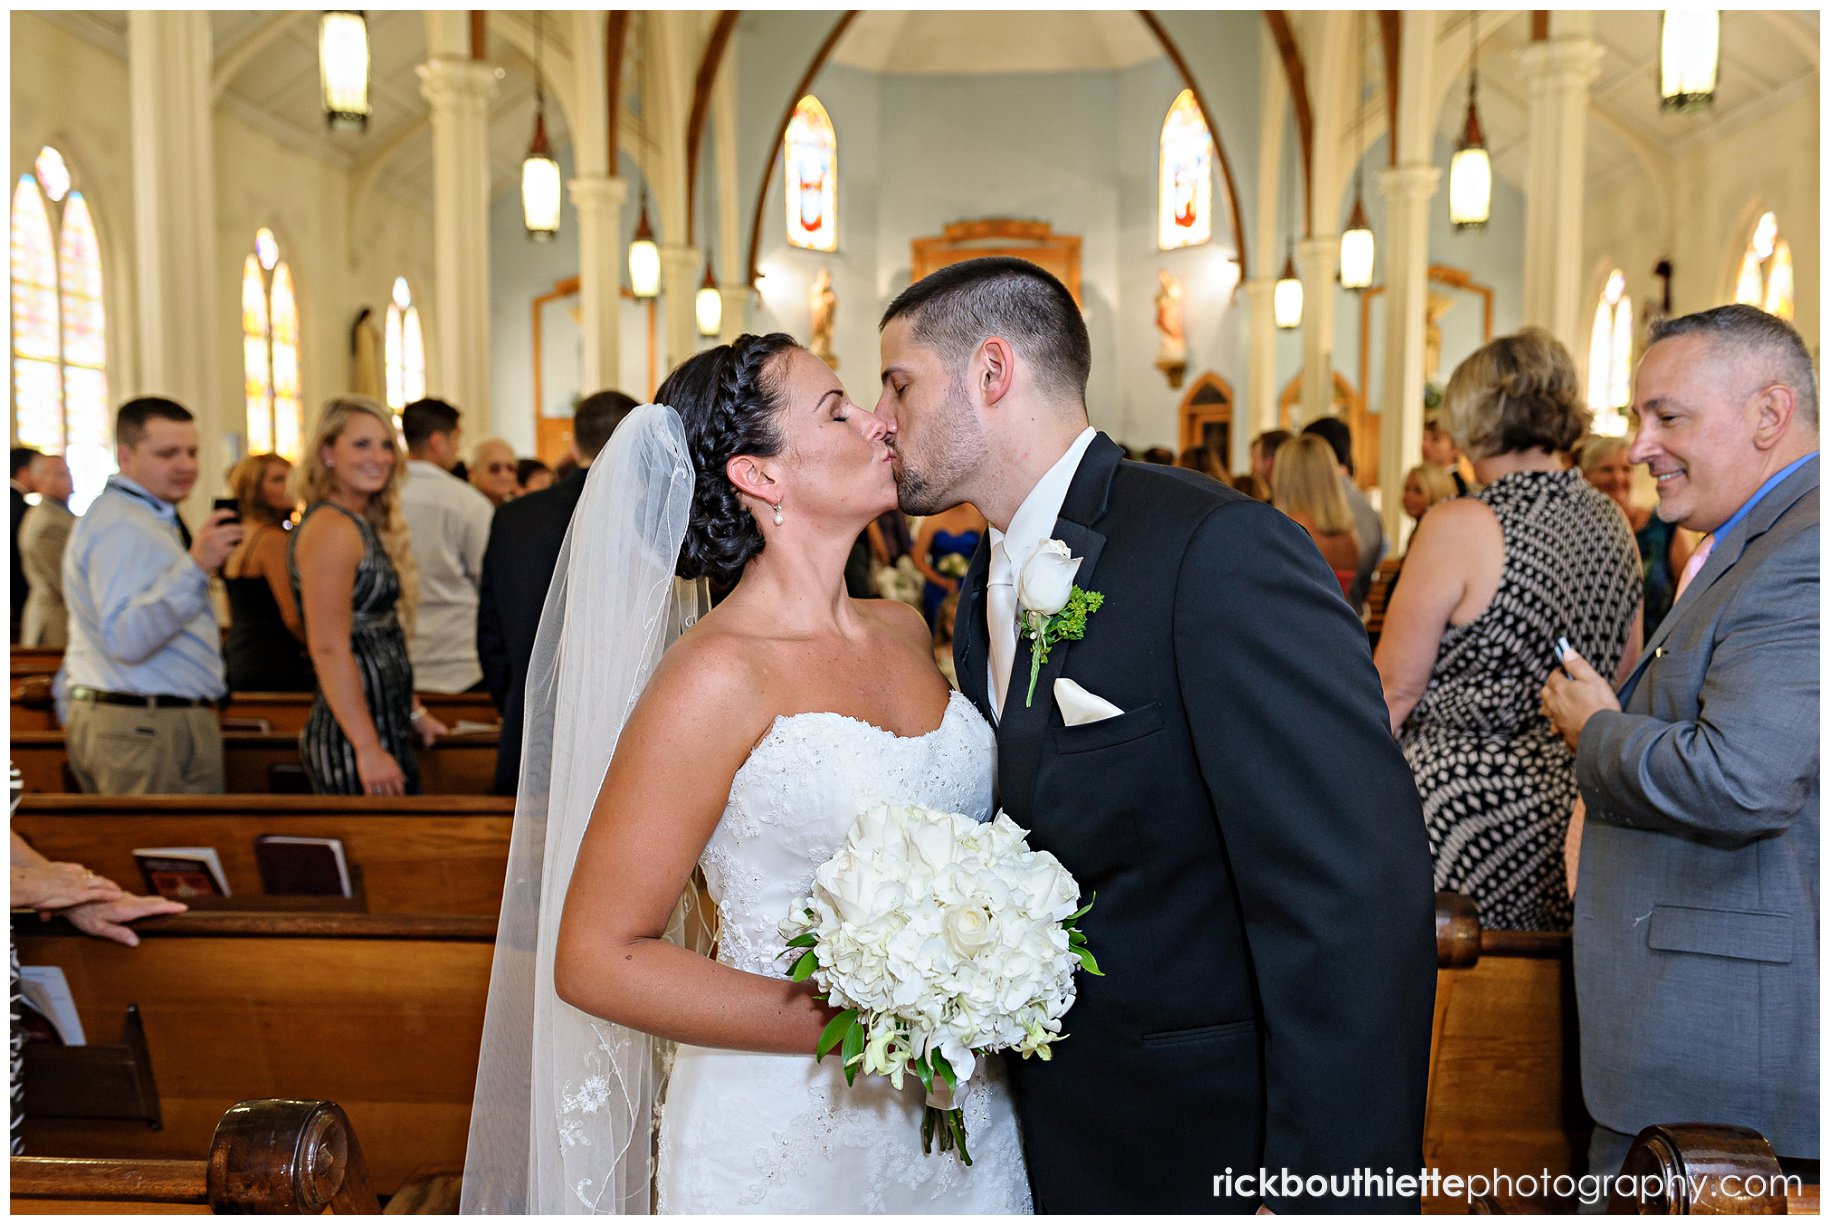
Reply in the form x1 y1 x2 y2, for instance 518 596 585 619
1015 540 1104 707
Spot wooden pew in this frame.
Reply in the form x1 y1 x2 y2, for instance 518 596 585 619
1425 892 1583 1214
12 687 500 737
12 644 63 678
13 1098 381 1214
15 911 493 1195
11 728 498 795
13 794 514 916
1611 1123 1819 1214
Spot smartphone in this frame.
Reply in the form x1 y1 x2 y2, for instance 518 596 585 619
211 496 241 523
1553 635 1574 679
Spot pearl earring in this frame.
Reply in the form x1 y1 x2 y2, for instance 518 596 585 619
771 501 783 526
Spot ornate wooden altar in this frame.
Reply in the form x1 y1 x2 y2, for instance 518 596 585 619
909 220 1082 305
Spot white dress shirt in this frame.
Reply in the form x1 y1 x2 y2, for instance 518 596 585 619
985 426 1097 711
400 458 494 692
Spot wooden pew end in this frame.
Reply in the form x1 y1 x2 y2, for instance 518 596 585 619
208 1099 380 1215
1610 1123 1815 1215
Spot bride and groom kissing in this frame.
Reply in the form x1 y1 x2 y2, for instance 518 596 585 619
462 257 1439 1214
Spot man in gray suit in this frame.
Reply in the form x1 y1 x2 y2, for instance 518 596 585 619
1543 304 1818 1202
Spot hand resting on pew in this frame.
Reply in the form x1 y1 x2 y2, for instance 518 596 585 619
11 830 185 946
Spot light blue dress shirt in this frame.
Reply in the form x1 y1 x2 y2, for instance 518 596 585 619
58 474 227 702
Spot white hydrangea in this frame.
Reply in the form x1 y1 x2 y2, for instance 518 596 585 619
781 802 1092 1099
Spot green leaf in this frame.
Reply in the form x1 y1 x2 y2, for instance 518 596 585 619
914 1051 934 1095
931 1049 957 1092
1076 947 1105 977
788 949 819 982
783 932 818 949
840 1015 865 1086
815 1008 857 1062
1063 892 1097 924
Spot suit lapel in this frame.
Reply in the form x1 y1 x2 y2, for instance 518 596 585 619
1620 456 1819 700
995 436 1121 820
953 534 994 720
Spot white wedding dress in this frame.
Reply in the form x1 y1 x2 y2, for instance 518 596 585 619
655 689 1033 1213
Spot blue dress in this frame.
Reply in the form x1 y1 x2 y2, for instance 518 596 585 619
922 528 982 627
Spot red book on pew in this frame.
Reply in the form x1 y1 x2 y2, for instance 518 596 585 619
133 847 229 900
253 835 353 897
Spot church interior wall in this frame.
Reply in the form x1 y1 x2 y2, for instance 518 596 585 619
489 142 581 457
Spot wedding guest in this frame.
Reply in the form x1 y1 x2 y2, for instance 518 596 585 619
1229 471 1269 501
1377 329 1641 931
290 397 444 796
221 453 312 692
1302 417 1385 611
1250 427 1292 487
62 398 241 794
1272 434 1360 600
1401 462 1459 534
468 438 519 507
911 501 986 628
1423 411 1471 494
516 457 554 495
400 398 492 694
1541 304 1819 1196
1578 434 1692 642
1176 445 1227 483
11 447 40 640
1141 445 1176 466
17 454 77 648
932 589 960 689
866 508 913 568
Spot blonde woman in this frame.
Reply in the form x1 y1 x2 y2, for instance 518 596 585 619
289 397 444 796
221 453 312 691
1271 434 1360 598
1400 463 1459 533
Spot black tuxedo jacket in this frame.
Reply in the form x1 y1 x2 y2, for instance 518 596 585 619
12 485 30 637
477 470 587 795
956 435 1436 1213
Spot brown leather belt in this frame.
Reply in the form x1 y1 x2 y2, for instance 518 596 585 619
69 686 220 710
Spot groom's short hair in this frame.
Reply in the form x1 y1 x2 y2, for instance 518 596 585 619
880 257 1091 403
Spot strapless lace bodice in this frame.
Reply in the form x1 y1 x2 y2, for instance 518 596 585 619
700 689 995 977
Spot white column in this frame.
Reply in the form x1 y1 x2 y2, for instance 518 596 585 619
128 12 221 518
1241 278 1279 452
1378 164 1441 543
1298 235 1339 422
569 175 626 394
417 57 499 429
1518 35 1603 356
717 285 749 346
658 244 703 370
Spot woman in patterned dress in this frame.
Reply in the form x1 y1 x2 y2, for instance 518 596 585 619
1375 330 1642 931
289 398 445 796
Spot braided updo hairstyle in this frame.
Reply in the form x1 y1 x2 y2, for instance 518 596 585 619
1440 327 1591 461
659 331 800 587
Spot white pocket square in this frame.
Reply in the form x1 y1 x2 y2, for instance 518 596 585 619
1054 677 1125 726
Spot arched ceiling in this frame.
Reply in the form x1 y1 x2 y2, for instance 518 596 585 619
830 11 1162 75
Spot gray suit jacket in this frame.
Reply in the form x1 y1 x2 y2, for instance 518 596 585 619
19 499 75 647
1573 455 1818 1159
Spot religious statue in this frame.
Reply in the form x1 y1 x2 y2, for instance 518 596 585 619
1424 291 1457 386
349 307 384 402
1154 269 1188 389
809 267 837 370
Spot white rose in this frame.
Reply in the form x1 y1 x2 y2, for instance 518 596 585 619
942 903 996 958
1016 540 1082 616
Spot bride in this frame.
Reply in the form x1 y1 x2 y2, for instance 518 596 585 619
461 334 1030 1213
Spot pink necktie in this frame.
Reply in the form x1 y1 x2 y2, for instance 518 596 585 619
1674 533 1714 603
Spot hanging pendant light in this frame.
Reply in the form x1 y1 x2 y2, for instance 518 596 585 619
319 11 370 132
1274 249 1304 330
628 195 661 299
1659 10 1720 113
695 258 723 338
1448 12 1492 232
521 14 562 240
1338 12 1376 291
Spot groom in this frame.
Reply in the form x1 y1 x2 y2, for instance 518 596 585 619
877 257 1437 1213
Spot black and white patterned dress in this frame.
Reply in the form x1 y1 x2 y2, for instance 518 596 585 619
289 503 419 795
1400 469 1640 931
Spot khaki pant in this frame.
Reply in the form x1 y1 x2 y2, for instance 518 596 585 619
66 699 224 795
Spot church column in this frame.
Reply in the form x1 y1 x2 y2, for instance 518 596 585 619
127 12 221 518
417 55 499 429
716 285 749 346
1298 234 1339 422
1518 28 1603 356
1241 278 1279 459
1377 164 1440 543
569 175 626 395
658 245 704 370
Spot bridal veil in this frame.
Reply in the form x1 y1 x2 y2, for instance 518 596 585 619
462 404 708 1213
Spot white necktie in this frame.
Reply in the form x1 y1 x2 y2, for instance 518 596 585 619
986 540 1017 718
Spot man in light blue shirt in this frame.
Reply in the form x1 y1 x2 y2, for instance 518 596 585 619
60 397 242 793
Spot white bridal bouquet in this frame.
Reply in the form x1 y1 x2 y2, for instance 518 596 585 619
779 802 1099 1164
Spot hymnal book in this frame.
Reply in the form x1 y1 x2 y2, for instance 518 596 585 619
254 835 353 897
133 846 229 899
17 965 85 1045
449 719 501 735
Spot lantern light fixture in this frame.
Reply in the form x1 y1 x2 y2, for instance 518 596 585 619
1448 11 1492 232
521 13 561 240
319 11 371 132
1274 250 1304 330
1659 9 1720 113
696 259 723 338
1338 11 1376 291
628 195 660 299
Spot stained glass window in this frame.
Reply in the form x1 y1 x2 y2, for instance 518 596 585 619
385 276 426 411
1733 211 1794 322
10 146 111 512
784 96 837 252
1159 89 1214 251
1587 269 1632 436
243 235 303 460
